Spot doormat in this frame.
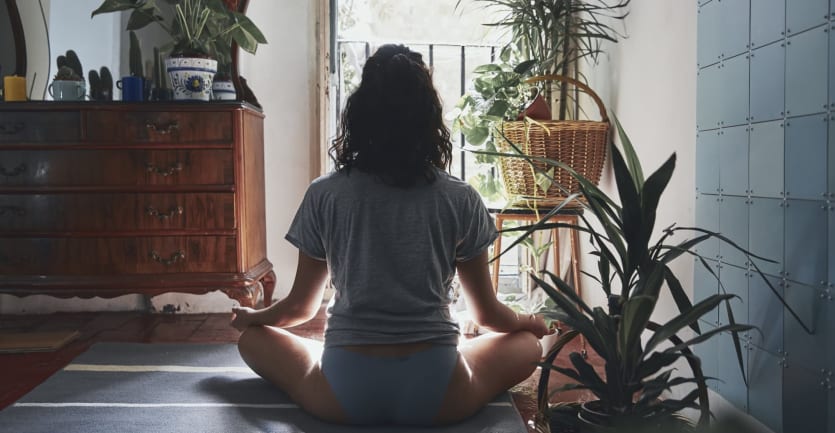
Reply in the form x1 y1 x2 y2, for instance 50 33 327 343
0 342 528 433
0 330 80 354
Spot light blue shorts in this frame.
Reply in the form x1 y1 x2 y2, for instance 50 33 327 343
321 344 459 426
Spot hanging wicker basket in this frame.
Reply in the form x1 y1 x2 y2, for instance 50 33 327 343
496 75 609 207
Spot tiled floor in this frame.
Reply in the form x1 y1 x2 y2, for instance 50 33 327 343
0 307 599 433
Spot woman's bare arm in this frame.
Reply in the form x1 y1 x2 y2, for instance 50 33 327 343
456 251 550 337
231 251 328 330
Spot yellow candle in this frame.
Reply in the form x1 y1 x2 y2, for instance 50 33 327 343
3 76 27 102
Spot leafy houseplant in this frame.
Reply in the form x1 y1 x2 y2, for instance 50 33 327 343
91 0 267 101
484 119 813 432
454 0 629 208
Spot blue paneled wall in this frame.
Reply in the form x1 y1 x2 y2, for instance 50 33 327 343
694 1 834 432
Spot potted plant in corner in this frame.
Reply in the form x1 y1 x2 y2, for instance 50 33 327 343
484 119 814 432
453 0 629 206
91 0 266 101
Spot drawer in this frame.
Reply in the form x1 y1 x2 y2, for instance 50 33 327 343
0 149 233 188
0 112 81 143
0 193 235 232
86 111 233 144
0 236 237 275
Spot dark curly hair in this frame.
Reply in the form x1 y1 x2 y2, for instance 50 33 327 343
330 44 453 187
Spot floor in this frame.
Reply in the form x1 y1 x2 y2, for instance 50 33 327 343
0 306 600 433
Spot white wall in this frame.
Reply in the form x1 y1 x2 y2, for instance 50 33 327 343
582 0 697 324
0 0 318 314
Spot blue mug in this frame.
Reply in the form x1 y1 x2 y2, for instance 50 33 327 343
117 76 144 102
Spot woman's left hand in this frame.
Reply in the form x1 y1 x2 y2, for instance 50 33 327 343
230 306 259 331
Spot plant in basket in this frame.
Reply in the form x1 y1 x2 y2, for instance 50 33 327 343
452 0 629 206
91 0 266 101
480 118 814 432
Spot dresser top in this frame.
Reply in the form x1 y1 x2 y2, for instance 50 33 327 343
0 101 263 115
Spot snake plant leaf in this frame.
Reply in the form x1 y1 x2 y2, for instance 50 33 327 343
612 113 644 189
662 265 698 333
644 293 736 355
637 369 674 406
542 270 593 316
722 296 749 386
639 152 676 251
569 351 607 393
663 323 755 355
637 352 681 380
619 295 656 359
531 273 608 357
659 233 712 265
611 145 642 277
658 388 702 413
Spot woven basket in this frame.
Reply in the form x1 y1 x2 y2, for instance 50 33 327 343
497 75 609 207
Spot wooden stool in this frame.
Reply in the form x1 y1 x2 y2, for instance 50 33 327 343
490 206 587 355
490 207 583 297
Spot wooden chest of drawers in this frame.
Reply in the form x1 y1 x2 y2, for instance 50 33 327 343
0 102 274 308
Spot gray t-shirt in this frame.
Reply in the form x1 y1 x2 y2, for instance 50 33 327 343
285 167 498 347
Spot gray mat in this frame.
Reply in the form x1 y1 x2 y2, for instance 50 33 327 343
0 342 528 433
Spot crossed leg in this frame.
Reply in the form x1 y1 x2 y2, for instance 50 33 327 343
237 325 348 423
238 326 541 426
434 330 542 424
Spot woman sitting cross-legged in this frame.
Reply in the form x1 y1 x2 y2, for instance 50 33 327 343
230 43 552 427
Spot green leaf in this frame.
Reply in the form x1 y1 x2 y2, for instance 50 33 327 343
513 59 537 74
644 293 736 355
612 114 644 189
639 153 676 249
663 323 755 353
474 63 504 73
637 352 681 380
569 352 607 392
610 145 641 277
619 295 656 359
486 100 510 118
663 265 699 333
126 7 160 30
91 0 139 17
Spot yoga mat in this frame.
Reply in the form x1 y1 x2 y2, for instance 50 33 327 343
0 342 528 433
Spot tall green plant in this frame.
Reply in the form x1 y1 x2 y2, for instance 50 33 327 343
477 118 813 431
458 0 629 119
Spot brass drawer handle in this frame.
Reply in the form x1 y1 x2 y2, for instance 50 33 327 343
146 121 179 135
146 205 183 220
149 250 185 266
0 122 24 135
0 206 25 217
145 162 183 177
0 163 26 177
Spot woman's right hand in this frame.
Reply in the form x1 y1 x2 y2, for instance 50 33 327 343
230 306 259 331
521 313 554 339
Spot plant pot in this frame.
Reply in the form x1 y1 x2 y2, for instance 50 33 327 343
577 400 616 432
540 330 561 358
211 80 236 101
165 57 217 101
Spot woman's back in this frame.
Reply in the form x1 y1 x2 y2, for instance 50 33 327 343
286 167 496 348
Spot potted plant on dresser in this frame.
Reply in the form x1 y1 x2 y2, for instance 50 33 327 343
91 0 267 101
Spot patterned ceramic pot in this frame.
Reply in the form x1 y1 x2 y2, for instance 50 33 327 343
165 57 218 101
211 80 236 101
